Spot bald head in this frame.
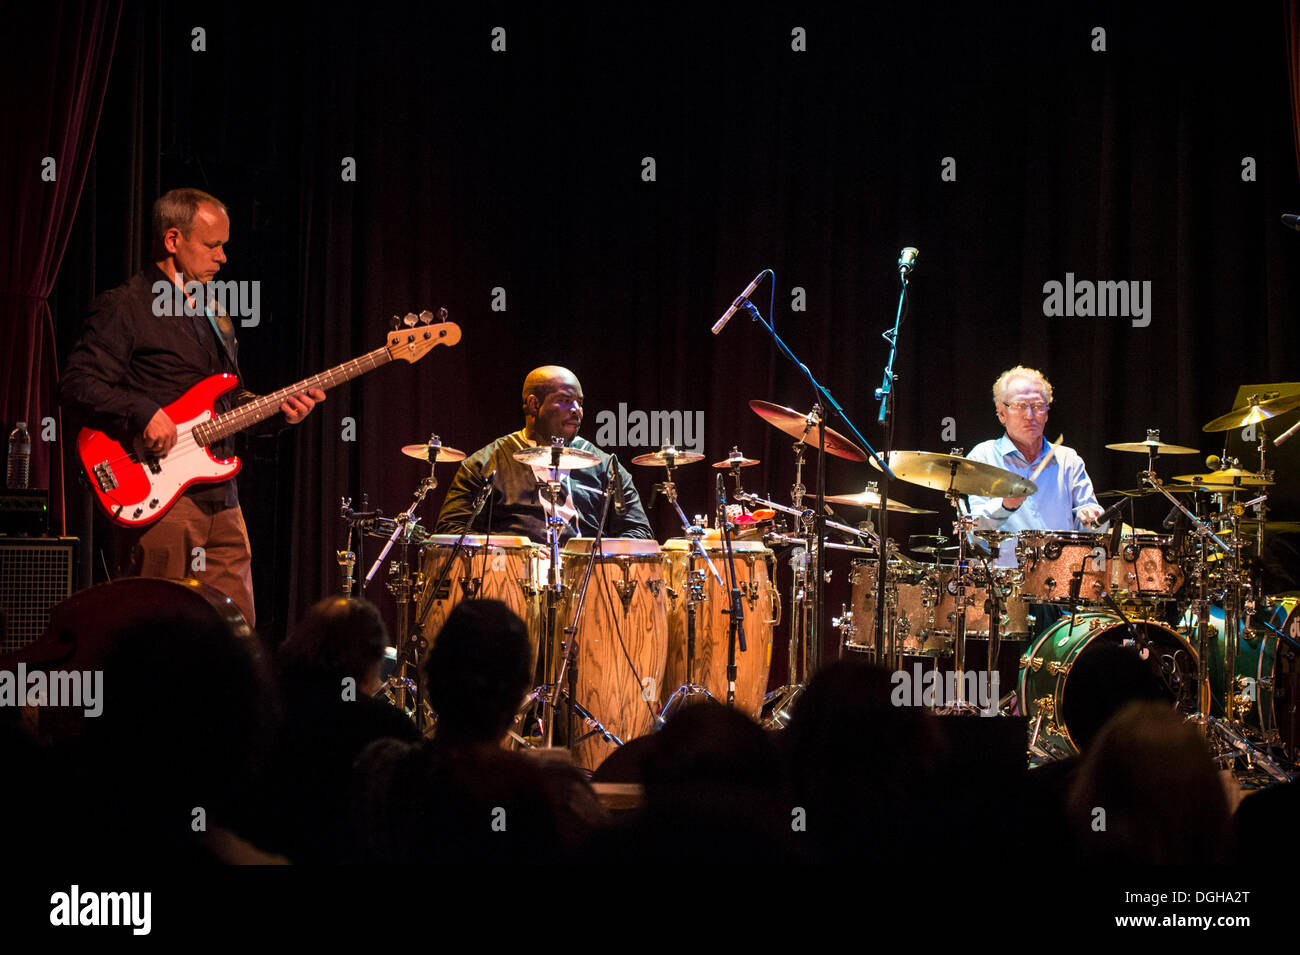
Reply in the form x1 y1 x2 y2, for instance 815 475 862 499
522 366 584 443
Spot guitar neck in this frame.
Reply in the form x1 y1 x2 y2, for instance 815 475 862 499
194 346 392 445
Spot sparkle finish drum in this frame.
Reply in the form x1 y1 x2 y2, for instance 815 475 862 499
1019 612 1198 755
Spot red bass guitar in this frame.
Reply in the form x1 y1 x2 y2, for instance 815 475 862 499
77 320 460 526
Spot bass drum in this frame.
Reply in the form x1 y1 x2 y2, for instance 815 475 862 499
1019 612 1198 756
1180 597 1299 748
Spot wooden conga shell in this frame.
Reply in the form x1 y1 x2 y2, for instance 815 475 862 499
662 539 778 720
559 539 668 772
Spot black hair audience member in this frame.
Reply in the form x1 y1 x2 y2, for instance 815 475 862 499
263 597 418 863
1067 701 1232 864
351 599 604 863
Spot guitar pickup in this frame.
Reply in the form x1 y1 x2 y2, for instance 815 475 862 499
92 461 118 492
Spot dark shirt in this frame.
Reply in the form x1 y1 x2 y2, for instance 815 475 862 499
434 431 653 544
60 264 259 507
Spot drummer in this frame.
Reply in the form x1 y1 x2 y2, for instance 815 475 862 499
435 365 653 544
966 365 1106 566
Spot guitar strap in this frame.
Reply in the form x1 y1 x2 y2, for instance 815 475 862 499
204 303 242 374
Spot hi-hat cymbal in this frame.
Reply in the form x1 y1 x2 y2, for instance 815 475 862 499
400 443 467 463
824 488 937 514
631 447 705 467
1105 439 1200 455
1173 468 1275 488
1203 394 1300 432
749 400 868 462
511 446 602 470
712 447 760 468
870 450 1038 499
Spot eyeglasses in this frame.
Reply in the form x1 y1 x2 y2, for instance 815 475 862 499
1003 400 1049 416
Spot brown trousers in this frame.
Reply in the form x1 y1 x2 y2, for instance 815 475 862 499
117 496 257 628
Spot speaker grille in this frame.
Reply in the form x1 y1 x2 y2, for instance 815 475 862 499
0 538 77 654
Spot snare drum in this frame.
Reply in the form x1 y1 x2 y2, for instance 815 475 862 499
559 538 669 771
1019 612 1198 755
662 538 780 720
1015 531 1114 605
1180 597 1298 747
418 535 545 675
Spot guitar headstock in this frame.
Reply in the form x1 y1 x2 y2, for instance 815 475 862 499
386 311 462 363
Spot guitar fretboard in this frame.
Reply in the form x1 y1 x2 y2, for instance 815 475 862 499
192 347 392 445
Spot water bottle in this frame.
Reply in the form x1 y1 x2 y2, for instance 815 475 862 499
6 421 30 489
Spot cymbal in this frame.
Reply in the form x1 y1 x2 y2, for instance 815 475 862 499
511 446 602 470
824 488 937 514
1105 439 1200 455
631 447 705 467
1203 394 1300 432
870 450 1038 499
400 443 467 463
1226 520 1300 535
712 447 760 468
1098 484 1204 499
1173 468 1274 488
749 400 868 462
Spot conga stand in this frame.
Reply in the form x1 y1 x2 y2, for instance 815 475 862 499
715 472 748 707
657 451 726 721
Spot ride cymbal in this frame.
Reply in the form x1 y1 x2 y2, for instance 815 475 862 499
1105 439 1200 455
1173 469 1274 488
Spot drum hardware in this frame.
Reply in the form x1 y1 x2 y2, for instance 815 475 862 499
660 568 714 722
1140 470 1293 780
713 472 749 708
1105 429 1201 456
368 436 456 734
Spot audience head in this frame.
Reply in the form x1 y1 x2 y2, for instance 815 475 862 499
279 596 388 694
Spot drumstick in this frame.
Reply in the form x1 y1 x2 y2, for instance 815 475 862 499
1029 434 1064 482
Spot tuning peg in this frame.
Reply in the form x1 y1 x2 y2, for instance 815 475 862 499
438 307 449 322
389 315 401 330
402 312 418 328
418 309 434 325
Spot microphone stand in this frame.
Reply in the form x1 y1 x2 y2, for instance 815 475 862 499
736 300 892 678
716 473 748 707
874 260 911 671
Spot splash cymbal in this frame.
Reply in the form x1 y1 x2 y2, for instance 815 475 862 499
824 488 937 514
631 447 706 467
511 446 602 470
712 447 760 468
1105 439 1200 455
401 443 467 463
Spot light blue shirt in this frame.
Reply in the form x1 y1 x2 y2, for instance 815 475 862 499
965 434 1103 564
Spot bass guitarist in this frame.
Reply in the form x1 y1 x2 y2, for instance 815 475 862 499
61 188 324 627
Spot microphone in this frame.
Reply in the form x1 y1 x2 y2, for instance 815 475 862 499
476 469 497 501
898 247 919 275
711 270 767 335
1162 504 1181 529
609 455 626 516
1282 214 1300 231
1094 499 1126 528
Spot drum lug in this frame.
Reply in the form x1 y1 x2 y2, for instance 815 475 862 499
612 579 639 612
1046 661 1070 676
647 578 664 598
1034 695 1056 719
460 576 482 599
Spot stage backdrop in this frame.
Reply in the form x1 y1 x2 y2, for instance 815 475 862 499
43 2 1300 652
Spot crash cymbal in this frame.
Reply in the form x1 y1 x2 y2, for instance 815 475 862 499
824 488 937 514
511 446 602 470
748 400 868 462
712 447 760 468
1203 394 1300 432
1173 468 1275 488
631 447 706 467
909 534 947 554
870 450 1038 499
1105 439 1200 455
400 443 467 463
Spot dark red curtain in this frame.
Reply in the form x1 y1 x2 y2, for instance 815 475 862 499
0 1 120 531
1289 0 1300 180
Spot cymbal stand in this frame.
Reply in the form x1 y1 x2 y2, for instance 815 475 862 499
1142 472 1290 780
716 472 748 707
937 465 979 713
336 495 379 597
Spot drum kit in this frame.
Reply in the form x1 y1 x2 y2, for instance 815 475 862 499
332 386 1298 779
